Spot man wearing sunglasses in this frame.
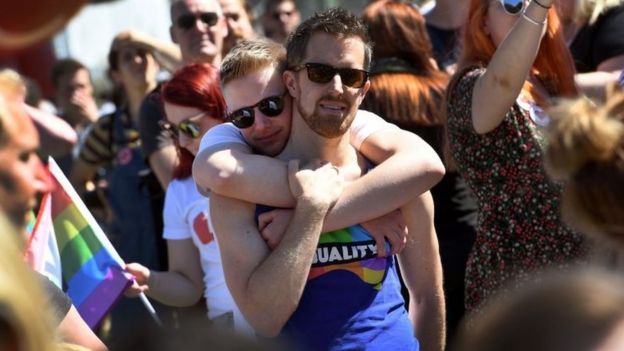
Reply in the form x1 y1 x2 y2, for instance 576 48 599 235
138 0 228 191
202 9 445 351
170 0 229 65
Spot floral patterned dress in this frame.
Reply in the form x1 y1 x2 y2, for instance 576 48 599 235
446 67 586 311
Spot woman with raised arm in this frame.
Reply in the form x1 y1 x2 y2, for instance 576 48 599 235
446 0 585 313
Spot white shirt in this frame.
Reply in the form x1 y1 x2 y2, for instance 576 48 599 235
163 178 252 333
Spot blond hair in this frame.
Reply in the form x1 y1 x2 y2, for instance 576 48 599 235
0 213 61 351
576 0 624 24
545 92 624 244
219 38 286 87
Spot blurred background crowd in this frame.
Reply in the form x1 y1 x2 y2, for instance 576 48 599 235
1 0 624 350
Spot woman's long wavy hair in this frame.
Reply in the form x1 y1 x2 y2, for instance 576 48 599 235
360 0 451 164
161 64 226 180
455 0 578 105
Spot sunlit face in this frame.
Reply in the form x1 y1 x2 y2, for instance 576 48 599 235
113 45 159 92
284 32 369 138
170 0 228 64
0 100 51 228
219 0 255 53
163 102 223 155
223 66 292 157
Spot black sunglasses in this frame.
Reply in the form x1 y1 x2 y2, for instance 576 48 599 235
176 12 219 30
498 0 525 15
290 63 369 89
159 112 206 139
226 92 287 129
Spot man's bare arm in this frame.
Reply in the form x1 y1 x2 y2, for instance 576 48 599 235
211 161 341 336
194 128 444 227
58 306 108 351
398 192 445 351
325 128 444 230
193 143 293 206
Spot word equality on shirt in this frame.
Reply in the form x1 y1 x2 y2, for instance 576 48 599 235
312 240 378 267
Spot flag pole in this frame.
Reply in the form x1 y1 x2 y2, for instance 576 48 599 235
138 292 162 327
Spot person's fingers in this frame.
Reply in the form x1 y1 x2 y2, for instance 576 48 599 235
257 211 274 232
260 228 278 250
375 235 387 258
391 229 407 255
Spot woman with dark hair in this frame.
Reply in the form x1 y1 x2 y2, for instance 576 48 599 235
125 64 250 332
446 0 585 313
361 0 477 341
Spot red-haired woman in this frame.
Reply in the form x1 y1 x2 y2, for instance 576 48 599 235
446 0 586 313
125 64 251 332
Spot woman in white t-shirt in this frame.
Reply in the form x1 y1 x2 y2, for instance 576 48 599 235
125 63 252 332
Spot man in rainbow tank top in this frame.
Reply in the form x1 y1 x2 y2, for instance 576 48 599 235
209 8 445 351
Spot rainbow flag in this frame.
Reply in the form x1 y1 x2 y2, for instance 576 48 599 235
28 157 133 329
25 193 63 288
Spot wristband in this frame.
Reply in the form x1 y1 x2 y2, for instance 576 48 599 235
533 0 551 10
522 12 546 26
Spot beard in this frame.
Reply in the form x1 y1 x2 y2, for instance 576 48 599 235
296 96 357 138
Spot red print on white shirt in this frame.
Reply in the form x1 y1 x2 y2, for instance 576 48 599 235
193 213 214 244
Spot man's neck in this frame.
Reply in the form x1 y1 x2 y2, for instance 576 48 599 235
425 0 468 29
279 112 357 169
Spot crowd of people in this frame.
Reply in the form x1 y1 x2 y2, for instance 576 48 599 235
1 0 624 350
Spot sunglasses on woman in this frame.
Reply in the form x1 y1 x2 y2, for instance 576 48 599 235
226 92 287 129
159 111 206 139
176 12 219 30
498 0 526 15
290 63 369 89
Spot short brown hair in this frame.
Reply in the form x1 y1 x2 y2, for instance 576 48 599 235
285 7 372 70
220 38 286 87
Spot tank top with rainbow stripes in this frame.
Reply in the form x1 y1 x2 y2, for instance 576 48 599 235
256 205 419 351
